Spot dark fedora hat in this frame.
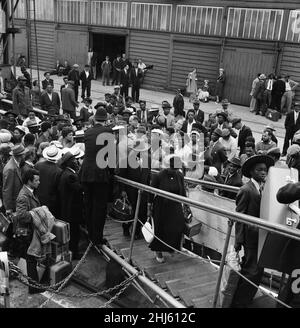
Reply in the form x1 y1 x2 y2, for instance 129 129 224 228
242 155 274 178
58 151 75 167
44 71 51 77
228 156 241 168
212 128 223 137
232 117 242 127
94 102 107 110
162 101 172 109
217 111 228 121
94 107 108 121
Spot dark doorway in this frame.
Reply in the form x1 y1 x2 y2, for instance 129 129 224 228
92 33 126 80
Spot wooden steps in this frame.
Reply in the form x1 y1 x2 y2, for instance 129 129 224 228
103 217 220 308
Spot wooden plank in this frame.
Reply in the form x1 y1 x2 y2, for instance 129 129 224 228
166 271 218 297
155 262 217 288
192 293 215 308
178 281 216 307
144 258 202 280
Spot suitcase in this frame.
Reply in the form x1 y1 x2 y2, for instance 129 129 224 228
265 109 281 122
50 261 72 285
184 217 202 237
51 241 69 263
61 251 72 263
51 220 70 244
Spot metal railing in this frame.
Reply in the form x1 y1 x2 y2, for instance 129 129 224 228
114 175 300 308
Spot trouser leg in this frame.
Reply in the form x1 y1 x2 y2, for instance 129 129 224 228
26 255 39 293
283 132 292 155
286 91 293 113
87 84 91 98
231 246 264 308
81 85 86 99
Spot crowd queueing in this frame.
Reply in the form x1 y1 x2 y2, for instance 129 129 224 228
1 61 300 308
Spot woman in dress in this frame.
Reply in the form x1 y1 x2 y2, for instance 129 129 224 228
215 68 226 103
186 68 198 103
149 155 186 263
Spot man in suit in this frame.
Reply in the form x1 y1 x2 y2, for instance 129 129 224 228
15 168 43 294
112 54 122 86
35 145 62 219
58 151 83 260
42 72 54 91
40 84 61 116
101 56 112 86
193 99 204 124
80 64 93 101
61 80 78 119
12 76 33 118
210 112 237 138
81 107 113 245
2 144 26 214
60 77 69 95
173 89 184 116
271 75 286 113
232 118 253 156
136 100 148 124
181 109 206 135
231 155 274 308
120 64 130 98
68 64 81 102
282 102 300 156
220 157 243 199
130 61 143 103
204 128 227 174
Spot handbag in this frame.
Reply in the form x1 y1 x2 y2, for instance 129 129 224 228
182 203 193 224
108 195 133 222
142 216 154 244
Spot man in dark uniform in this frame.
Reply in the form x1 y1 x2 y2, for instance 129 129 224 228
231 154 274 308
112 54 122 86
193 99 204 124
80 107 113 245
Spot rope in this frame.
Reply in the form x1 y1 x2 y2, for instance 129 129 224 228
225 262 291 308
38 242 93 308
137 218 221 266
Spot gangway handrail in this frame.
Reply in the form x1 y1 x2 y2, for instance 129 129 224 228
151 169 240 193
115 175 300 241
115 174 300 308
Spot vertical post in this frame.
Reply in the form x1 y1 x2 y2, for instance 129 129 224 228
212 219 234 308
128 189 142 263
10 0 16 76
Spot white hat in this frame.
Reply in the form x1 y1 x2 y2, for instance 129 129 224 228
49 140 63 149
69 145 84 159
42 145 63 162
151 129 164 135
149 105 160 112
112 125 125 131
208 166 218 177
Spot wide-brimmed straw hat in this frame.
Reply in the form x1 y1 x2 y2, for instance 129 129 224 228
241 155 274 178
42 145 63 162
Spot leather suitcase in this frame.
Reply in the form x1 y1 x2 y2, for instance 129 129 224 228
51 241 69 263
51 220 70 244
184 217 202 237
50 261 72 285
265 109 281 122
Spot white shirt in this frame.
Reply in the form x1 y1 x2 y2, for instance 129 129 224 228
187 120 196 135
251 178 263 194
219 136 238 160
286 82 292 92
85 70 89 78
295 111 299 124
25 185 34 194
138 63 146 72
266 79 273 91
47 93 53 101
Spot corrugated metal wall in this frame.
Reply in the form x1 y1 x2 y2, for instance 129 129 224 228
280 46 300 102
128 31 170 89
170 41 220 92
222 47 276 106
30 22 55 70
55 29 89 68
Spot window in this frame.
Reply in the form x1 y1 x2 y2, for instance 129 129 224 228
13 0 54 21
57 0 88 24
226 8 283 40
286 10 300 43
130 3 172 32
175 5 223 36
91 1 127 27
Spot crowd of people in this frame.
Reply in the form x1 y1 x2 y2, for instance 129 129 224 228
1 57 300 307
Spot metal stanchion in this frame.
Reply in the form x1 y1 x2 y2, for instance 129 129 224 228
128 189 142 263
212 219 234 308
